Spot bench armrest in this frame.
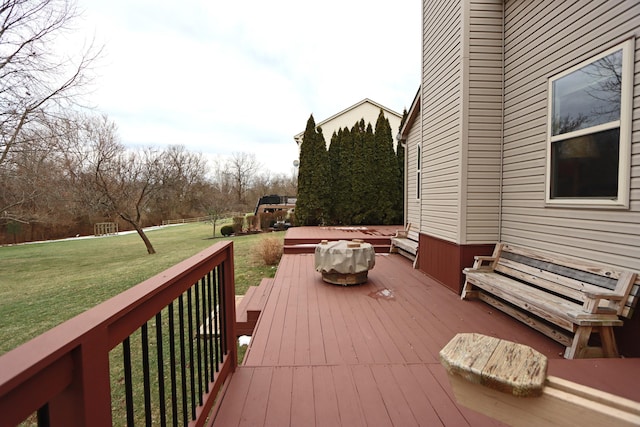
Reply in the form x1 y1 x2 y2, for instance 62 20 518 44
582 292 626 315
469 256 496 270
583 291 624 301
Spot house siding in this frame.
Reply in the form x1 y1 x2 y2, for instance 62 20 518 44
502 0 640 271
463 0 504 244
406 113 421 239
421 0 463 243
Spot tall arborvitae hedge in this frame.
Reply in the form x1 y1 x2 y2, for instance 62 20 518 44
299 109 404 226
295 115 330 225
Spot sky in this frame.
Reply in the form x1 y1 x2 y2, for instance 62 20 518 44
69 0 421 176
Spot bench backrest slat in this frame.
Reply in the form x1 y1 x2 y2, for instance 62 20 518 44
496 243 639 319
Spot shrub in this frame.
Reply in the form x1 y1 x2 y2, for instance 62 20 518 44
259 212 275 230
246 214 257 231
220 225 234 236
232 216 245 234
254 237 283 266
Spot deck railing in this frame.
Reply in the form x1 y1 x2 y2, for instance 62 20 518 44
0 241 237 426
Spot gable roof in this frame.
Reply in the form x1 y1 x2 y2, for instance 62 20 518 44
294 98 403 144
398 87 421 142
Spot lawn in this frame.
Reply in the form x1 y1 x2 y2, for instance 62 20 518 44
0 222 285 355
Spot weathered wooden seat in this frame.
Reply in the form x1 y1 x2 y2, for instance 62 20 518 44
440 333 640 426
390 223 419 267
461 243 639 359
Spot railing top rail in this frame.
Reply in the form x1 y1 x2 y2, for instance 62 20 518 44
0 240 234 401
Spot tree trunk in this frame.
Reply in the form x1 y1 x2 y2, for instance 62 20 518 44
135 226 156 254
120 214 156 254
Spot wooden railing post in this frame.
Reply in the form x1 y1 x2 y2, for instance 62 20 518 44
224 244 237 373
47 329 112 426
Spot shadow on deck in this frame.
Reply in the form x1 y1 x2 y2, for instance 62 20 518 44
213 228 640 426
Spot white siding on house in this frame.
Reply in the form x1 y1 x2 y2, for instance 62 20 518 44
421 0 463 243
406 117 421 238
502 0 640 271
462 0 504 244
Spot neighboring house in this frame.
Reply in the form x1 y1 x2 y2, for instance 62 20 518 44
293 98 403 147
401 0 639 330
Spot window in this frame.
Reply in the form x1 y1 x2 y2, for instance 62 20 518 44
546 39 634 207
416 144 421 199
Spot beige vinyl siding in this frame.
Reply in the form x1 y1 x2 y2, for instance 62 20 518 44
421 0 463 243
406 116 421 236
463 0 504 244
501 0 640 271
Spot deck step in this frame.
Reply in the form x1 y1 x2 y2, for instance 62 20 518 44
236 278 274 336
284 243 391 254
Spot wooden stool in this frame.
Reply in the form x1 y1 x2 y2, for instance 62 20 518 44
440 333 640 426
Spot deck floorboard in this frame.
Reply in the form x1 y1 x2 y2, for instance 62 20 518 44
213 228 640 426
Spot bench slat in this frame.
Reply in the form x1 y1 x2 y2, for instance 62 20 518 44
501 244 623 282
476 292 574 347
465 272 623 331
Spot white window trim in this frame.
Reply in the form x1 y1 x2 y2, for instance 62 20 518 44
545 38 634 208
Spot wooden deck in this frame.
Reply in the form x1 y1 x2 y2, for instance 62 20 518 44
212 230 640 426
284 225 399 254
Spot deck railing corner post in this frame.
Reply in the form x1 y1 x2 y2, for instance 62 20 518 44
225 243 238 372
48 329 112 427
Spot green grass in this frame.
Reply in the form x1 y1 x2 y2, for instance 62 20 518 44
0 222 285 355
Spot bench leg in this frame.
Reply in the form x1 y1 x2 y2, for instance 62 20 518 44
566 326 620 359
460 279 477 300
598 327 619 358
565 326 592 359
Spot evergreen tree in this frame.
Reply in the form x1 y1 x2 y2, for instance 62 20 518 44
296 115 329 225
373 110 399 224
336 127 354 224
296 110 404 226
350 119 367 224
327 130 342 224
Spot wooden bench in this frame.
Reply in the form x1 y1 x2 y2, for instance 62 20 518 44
390 223 419 268
461 243 639 359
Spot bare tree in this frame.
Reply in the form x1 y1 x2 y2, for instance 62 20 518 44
227 152 261 207
68 116 161 254
0 0 99 219
150 145 208 221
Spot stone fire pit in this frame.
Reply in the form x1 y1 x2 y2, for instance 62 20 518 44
314 239 376 285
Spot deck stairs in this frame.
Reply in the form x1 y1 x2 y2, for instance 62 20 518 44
235 278 274 336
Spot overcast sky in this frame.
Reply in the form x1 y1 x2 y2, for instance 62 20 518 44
72 0 421 175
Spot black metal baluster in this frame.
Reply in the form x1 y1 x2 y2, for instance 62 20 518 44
178 293 189 426
201 274 210 391
123 337 135 427
141 323 152 427
37 403 50 427
206 270 215 379
168 302 179 427
155 312 167 426
187 288 196 420
219 264 227 355
212 266 220 371
194 280 203 405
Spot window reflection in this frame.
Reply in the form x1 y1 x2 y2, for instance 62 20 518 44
550 128 620 198
552 49 622 135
